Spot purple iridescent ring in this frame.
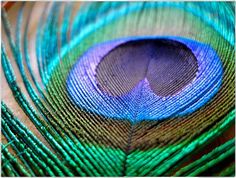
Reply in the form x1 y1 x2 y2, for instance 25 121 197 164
66 36 223 122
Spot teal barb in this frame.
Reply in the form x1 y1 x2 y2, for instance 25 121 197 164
1 2 235 177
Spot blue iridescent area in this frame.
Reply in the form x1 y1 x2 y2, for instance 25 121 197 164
66 36 223 122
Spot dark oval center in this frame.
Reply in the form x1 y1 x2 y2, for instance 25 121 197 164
96 39 198 97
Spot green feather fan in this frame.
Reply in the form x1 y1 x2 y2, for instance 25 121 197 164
1 2 235 176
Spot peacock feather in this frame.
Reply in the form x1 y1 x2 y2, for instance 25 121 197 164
1 2 235 177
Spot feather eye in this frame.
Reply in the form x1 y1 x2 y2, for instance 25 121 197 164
66 36 223 121
1 2 235 177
